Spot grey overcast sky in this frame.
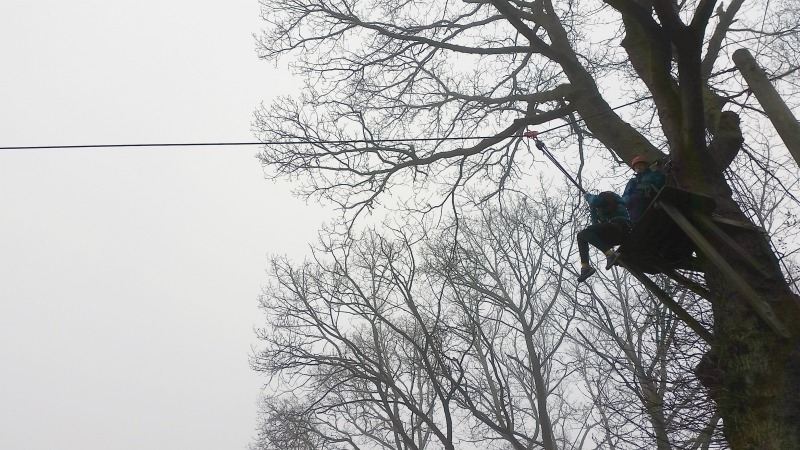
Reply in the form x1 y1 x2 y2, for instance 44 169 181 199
0 1 325 449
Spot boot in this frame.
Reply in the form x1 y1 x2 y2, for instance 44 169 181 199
577 266 596 282
605 251 621 270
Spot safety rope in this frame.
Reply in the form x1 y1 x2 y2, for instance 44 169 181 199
523 131 587 194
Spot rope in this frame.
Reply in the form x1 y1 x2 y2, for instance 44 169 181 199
0 96 653 151
531 138 587 194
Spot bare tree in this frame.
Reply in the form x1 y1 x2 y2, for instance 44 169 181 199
254 0 800 447
422 191 588 449
252 229 459 450
253 189 723 449
726 137 800 289
572 269 723 449
251 396 332 450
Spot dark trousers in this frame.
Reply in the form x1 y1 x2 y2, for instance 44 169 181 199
577 221 630 264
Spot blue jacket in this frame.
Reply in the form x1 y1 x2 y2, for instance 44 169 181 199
622 168 666 224
585 192 631 226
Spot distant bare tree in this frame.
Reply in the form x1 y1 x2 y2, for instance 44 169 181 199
253 191 593 450
252 229 459 450
251 397 330 450
422 191 588 449
253 189 725 449
572 270 723 449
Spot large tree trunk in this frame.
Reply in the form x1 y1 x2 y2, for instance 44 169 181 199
648 21 800 450
673 20 800 450
591 2 800 446
689 171 800 449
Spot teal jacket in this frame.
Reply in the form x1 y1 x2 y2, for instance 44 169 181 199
585 192 631 226
622 169 666 223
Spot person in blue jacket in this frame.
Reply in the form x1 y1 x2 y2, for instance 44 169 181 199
622 155 666 224
577 191 631 282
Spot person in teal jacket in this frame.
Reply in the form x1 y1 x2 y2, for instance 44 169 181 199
622 155 666 224
577 191 632 282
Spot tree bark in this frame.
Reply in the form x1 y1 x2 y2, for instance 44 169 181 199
520 2 800 441
597 2 800 448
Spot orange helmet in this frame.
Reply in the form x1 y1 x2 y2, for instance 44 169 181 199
631 155 649 167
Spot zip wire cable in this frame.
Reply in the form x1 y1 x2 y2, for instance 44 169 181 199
0 96 652 151
1 136 490 150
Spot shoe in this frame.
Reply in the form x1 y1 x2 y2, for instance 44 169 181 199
577 267 596 283
605 251 620 270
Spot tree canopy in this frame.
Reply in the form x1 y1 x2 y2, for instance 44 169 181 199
252 0 800 448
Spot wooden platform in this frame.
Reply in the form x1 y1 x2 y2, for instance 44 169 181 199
614 186 790 338
617 187 715 274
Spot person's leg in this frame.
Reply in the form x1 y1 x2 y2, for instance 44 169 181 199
577 228 592 266
594 222 629 248
578 222 630 276
595 221 630 268
576 226 601 282
580 223 613 254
